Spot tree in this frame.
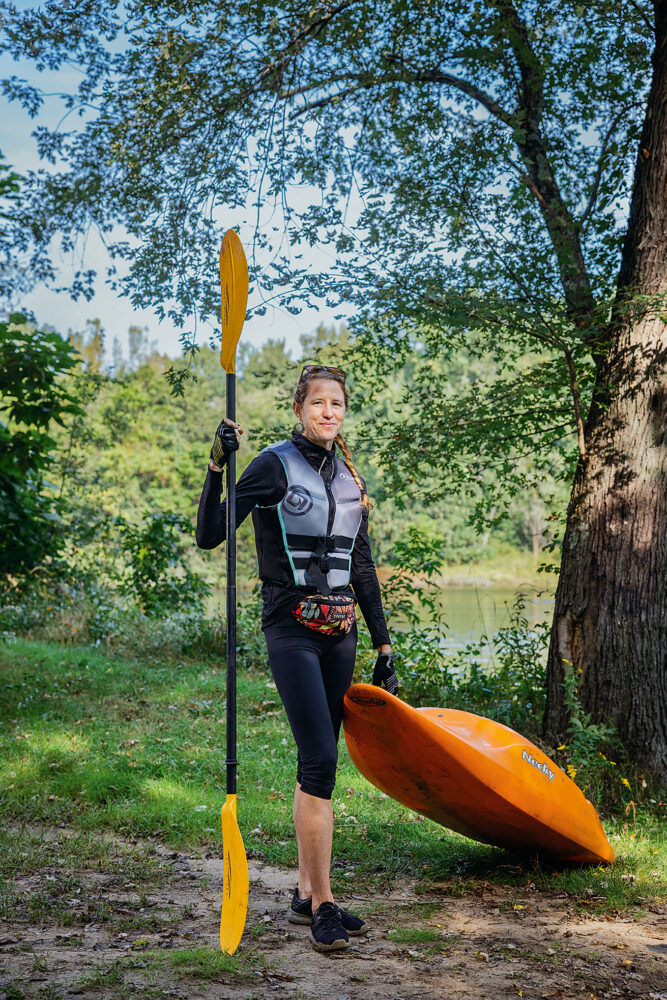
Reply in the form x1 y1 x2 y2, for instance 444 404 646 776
0 314 82 578
2 1 665 776
0 152 23 301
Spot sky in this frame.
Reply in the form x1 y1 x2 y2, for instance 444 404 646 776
1 15 638 369
0 50 347 363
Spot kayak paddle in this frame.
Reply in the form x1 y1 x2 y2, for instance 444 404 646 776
218 229 249 954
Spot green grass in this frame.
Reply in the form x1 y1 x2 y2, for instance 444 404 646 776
387 927 443 943
75 959 127 991
385 925 461 958
71 946 272 996
164 945 270 978
1 637 665 914
0 822 171 927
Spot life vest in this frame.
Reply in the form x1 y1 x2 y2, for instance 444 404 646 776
252 440 363 594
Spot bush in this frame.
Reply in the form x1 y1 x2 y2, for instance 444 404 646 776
115 512 211 615
371 525 664 819
0 314 83 576
547 663 665 818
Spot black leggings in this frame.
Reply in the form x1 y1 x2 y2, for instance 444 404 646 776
263 615 358 800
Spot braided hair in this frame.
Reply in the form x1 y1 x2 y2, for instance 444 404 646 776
293 370 373 511
334 433 373 511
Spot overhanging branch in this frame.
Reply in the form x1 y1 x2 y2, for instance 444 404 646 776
580 102 645 225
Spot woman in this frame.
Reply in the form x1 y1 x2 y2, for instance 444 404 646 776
196 364 397 952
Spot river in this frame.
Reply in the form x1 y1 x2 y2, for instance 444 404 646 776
393 584 555 663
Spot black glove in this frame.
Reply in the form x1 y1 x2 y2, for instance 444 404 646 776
372 651 398 695
210 419 239 468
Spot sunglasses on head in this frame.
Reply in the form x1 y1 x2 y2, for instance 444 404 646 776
299 364 346 381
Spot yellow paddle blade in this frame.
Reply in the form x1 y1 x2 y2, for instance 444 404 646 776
220 793 249 954
219 230 249 375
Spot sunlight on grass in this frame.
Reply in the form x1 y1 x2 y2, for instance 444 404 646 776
26 730 90 754
1 638 665 912
141 776 211 809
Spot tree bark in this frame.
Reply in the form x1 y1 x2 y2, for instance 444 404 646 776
544 1 667 781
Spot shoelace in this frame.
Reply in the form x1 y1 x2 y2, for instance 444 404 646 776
314 903 344 931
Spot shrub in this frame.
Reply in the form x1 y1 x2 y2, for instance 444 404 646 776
369 525 664 818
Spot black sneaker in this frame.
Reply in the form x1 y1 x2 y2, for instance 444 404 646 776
288 887 314 925
309 901 349 952
289 888 369 936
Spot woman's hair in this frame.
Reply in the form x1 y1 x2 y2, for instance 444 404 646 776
293 370 373 511
334 432 373 511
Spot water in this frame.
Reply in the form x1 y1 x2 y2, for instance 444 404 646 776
228 582 556 663
392 585 555 663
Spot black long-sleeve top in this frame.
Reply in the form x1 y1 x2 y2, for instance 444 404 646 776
196 432 391 648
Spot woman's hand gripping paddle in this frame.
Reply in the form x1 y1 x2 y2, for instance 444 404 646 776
219 229 249 954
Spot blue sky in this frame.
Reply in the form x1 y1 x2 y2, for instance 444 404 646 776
1 49 345 362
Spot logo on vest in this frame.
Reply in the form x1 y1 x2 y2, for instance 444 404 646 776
339 472 354 481
284 485 313 515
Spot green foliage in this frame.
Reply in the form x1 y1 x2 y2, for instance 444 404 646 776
0 580 222 661
374 527 663 817
551 664 656 818
1 2 648 324
1 1 652 516
115 512 210 615
0 314 82 577
375 525 550 734
377 525 450 696
0 152 32 298
350 333 585 529
0 153 20 212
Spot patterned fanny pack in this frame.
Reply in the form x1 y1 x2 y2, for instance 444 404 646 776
291 594 356 636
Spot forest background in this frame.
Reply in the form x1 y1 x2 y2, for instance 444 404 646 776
1 0 666 817
1 312 563 632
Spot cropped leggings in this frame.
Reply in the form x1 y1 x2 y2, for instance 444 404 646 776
263 615 358 800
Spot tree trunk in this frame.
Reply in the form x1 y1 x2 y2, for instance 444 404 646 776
543 2 667 782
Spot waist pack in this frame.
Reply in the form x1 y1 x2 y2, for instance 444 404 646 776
291 593 356 636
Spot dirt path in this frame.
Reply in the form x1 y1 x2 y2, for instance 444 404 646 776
1 833 665 1000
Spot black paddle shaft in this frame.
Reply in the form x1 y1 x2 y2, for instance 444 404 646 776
225 372 237 796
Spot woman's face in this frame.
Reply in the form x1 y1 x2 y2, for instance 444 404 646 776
294 377 347 449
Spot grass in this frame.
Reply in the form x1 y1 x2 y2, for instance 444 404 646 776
164 944 270 978
0 822 171 927
70 946 272 997
387 927 443 943
75 959 127 990
0 636 665 916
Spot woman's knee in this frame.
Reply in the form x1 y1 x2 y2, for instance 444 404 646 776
298 751 338 800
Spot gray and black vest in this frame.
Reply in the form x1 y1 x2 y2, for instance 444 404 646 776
252 440 363 595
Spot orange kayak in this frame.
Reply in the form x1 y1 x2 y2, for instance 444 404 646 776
343 684 615 864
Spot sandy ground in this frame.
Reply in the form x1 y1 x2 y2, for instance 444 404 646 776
0 833 665 1000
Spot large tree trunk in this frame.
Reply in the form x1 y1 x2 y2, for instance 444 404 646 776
544 2 667 782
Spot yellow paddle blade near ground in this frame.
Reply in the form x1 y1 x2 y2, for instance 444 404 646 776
220 793 249 954
219 230 249 375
